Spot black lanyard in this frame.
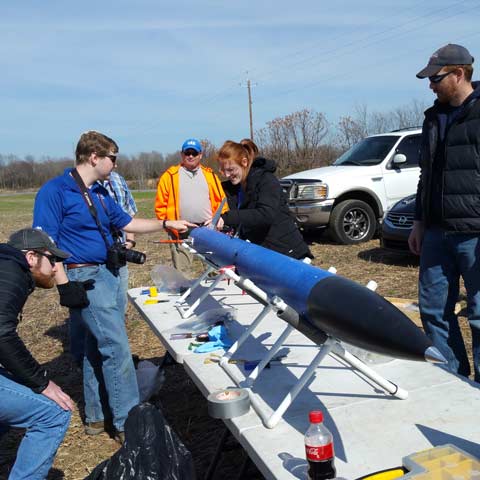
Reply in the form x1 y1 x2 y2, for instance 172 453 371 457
70 169 112 249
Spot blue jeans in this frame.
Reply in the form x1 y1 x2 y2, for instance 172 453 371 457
69 264 129 365
419 228 480 382
67 264 139 431
0 369 71 480
118 264 129 315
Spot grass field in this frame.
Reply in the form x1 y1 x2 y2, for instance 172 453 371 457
0 191 472 479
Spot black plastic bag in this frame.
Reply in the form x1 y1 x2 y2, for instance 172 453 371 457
85 403 196 480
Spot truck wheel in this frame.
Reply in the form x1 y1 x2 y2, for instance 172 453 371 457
329 200 376 245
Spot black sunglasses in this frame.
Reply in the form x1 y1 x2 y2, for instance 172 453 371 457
182 149 199 157
428 71 455 84
106 154 117 163
35 251 58 266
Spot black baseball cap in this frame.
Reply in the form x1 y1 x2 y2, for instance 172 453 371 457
416 43 474 78
8 228 70 259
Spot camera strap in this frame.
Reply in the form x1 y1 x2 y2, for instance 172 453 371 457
70 168 112 250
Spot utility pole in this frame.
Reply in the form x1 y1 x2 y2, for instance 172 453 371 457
241 73 256 140
247 79 254 140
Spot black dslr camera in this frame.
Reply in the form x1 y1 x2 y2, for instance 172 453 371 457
106 232 146 270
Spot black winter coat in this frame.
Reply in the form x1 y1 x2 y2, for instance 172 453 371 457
0 244 49 391
415 82 480 231
221 157 312 259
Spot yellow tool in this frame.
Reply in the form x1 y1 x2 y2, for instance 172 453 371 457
144 298 168 305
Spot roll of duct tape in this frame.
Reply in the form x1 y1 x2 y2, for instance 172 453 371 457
207 388 250 419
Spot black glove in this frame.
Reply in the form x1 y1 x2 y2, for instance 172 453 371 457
57 280 95 309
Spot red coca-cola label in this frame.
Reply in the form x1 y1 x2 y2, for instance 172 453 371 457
305 443 334 461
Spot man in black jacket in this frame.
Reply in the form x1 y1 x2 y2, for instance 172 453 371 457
408 44 480 382
0 228 73 479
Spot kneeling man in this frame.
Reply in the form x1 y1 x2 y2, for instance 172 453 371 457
0 228 73 479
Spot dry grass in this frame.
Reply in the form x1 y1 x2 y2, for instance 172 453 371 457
0 193 473 479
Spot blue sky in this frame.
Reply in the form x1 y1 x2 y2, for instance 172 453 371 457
1 0 479 158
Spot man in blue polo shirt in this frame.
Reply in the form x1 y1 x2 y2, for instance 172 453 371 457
33 131 193 441
69 169 138 366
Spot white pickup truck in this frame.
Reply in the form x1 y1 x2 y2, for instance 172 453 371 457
281 127 422 244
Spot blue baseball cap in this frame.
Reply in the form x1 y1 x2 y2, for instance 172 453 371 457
181 138 202 153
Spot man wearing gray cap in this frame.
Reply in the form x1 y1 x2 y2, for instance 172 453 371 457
0 228 73 479
408 43 480 382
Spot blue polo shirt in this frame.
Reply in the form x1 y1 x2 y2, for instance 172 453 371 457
33 168 132 264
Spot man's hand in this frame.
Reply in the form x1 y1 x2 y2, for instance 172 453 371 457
57 280 95 308
165 219 197 233
408 220 424 255
125 235 136 249
42 380 74 411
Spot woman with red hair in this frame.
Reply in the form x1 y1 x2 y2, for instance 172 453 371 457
216 139 312 260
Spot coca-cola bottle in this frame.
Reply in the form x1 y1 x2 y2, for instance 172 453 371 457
304 410 336 480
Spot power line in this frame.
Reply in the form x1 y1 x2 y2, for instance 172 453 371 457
251 0 472 85
254 1 477 105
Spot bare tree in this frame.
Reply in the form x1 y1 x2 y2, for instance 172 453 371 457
200 138 218 171
391 99 426 129
256 108 329 175
336 115 367 151
336 99 427 152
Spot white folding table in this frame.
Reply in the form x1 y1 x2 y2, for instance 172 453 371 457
128 278 480 479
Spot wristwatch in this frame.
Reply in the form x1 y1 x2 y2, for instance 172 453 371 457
163 219 168 229
126 239 136 248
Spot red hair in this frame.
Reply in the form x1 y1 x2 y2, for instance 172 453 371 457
216 140 256 171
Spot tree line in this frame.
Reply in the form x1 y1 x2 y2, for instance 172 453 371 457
0 100 425 191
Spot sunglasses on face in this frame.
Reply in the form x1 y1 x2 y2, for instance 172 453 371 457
106 154 117 163
35 251 58 266
429 70 455 84
182 150 199 157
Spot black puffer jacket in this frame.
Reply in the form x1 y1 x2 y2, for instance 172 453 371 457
0 244 49 391
415 82 480 231
221 157 312 259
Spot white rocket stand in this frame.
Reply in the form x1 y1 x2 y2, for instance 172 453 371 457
174 240 230 319
177 250 408 428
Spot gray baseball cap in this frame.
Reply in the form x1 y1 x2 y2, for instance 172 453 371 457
416 44 474 78
8 228 70 259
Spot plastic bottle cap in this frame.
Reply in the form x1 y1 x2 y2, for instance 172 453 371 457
309 410 324 423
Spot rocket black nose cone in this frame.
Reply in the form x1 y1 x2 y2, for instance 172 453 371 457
306 275 433 361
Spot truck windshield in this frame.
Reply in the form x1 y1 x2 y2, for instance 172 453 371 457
334 136 398 166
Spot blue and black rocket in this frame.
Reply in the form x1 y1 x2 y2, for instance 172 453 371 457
190 227 444 363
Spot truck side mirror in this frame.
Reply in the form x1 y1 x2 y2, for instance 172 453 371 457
393 153 407 166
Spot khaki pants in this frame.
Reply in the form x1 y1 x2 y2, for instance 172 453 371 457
168 231 194 278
